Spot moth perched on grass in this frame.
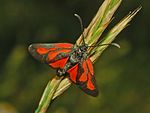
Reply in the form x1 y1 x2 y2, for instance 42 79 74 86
29 0 141 112
28 14 120 97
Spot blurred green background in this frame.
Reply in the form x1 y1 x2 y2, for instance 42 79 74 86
0 0 149 113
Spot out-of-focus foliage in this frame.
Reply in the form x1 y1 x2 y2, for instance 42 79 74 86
0 0 149 113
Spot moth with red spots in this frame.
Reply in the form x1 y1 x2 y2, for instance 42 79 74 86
28 14 99 97
28 42 98 97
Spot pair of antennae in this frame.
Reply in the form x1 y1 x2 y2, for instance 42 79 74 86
74 14 120 49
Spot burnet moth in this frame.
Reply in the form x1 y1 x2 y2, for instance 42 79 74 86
28 14 120 97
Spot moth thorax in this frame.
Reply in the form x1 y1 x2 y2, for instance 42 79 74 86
70 53 79 64
80 45 88 52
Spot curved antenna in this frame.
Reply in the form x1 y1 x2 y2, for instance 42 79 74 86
89 43 120 48
74 14 85 44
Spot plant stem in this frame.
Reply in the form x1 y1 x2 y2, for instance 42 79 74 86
33 1 141 113
35 76 63 113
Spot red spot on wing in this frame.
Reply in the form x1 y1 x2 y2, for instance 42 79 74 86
87 58 94 75
67 64 78 83
36 43 73 55
37 48 50 54
87 74 95 90
47 49 71 61
86 59 95 90
55 43 73 48
79 61 88 82
49 57 69 69
37 47 56 55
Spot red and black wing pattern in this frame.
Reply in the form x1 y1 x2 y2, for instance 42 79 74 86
67 58 98 97
28 43 73 69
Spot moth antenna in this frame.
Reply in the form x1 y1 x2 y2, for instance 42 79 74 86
89 43 120 48
74 14 85 45
110 43 121 48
